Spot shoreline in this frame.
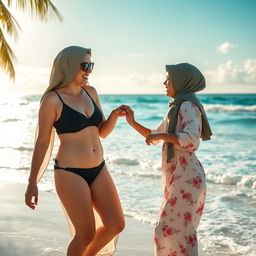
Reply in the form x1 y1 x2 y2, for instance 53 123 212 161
0 180 205 255
0 181 155 256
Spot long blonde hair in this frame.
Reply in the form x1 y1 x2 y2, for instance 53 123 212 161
36 46 91 183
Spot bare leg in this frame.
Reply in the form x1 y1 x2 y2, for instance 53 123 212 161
55 170 96 256
84 165 125 256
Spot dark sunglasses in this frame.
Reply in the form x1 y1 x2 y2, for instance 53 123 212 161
164 78 170 85
80 62 94 71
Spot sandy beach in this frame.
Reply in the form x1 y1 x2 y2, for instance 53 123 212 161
0 181 155 256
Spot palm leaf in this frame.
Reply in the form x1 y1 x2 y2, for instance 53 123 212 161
0 27 15 79
7 0 63 21
0 0 62 80
0 1 21 40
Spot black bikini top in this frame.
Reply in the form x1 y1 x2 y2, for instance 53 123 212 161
53 87 103 135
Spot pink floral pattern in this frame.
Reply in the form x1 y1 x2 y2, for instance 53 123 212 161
169 195 178 206
184 212 192 223
168 251 178 256
162 225 174 237
179 243 187 255
152 101 206 256
192 177 202 189
196 203 205 216
179 156 188 166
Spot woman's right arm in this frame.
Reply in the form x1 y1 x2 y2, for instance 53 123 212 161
124 106 151 137
125 106 167 146
25 93 58 209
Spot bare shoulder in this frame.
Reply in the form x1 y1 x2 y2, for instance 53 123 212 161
84 85 99 100
40 91 60 109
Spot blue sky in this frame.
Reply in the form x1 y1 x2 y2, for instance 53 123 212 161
1 0 256 94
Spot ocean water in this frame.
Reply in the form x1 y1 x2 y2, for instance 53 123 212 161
0 93 255 256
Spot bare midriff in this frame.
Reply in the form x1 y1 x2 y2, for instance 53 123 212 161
55 126 104 168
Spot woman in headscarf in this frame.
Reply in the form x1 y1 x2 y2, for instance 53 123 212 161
124 63 212 256
25 46 125 256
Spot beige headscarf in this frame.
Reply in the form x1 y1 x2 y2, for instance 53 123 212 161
41 46 91 101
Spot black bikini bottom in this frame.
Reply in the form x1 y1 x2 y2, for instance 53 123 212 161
54 159 105 185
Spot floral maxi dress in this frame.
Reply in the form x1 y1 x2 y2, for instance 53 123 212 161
152 101 206 256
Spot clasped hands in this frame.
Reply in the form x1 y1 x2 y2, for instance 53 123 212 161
112 105 162 145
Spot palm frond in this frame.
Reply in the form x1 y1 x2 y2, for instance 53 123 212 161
0 1 21 40
0 27 16 80
7 0 63 22
0 0 62 80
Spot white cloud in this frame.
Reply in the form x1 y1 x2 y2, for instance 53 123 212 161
244 59 256 83
205 60 240 84
217 42 235 54
205 59 256 85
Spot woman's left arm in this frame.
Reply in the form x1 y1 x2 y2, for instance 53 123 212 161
145 133 179 145
99 107 126 138
86 86 126 138
146 101 201 148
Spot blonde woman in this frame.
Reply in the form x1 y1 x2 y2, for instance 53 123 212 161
25 46 125 256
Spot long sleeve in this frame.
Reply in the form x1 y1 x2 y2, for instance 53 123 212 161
176 101 202 152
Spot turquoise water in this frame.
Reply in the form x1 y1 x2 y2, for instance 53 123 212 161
0 94 255 255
